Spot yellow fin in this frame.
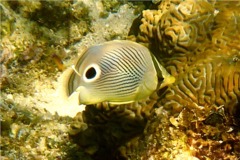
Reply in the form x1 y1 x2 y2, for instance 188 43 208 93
151 55 175 89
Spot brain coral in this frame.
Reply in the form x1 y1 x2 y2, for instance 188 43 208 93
138 0 214 57
70 0 240 159
160 51 240 115
128 0 240 159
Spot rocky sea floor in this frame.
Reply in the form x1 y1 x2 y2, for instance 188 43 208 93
1 0 240 160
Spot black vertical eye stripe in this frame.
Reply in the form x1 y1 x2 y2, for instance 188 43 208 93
68 72 76 95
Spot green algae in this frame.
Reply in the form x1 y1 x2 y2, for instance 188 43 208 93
1 0 91 64
0 0 91 91
101 0 121 13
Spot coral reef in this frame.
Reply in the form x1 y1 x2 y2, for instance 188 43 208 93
161 52 240 116
129 104 240 159
1 0 239 159
126 0 240 159
133 0 240 116
69 96 158 159
136 0 214 57
70 0 240 159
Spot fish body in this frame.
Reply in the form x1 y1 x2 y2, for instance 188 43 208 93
65 40 175 105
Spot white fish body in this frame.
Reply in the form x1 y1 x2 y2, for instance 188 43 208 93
64 40 174 105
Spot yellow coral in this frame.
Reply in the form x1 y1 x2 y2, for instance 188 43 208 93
124 0 240 159
137 0 214 56
161 53 240 114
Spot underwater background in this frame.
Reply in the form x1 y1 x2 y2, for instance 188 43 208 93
1 0 240 159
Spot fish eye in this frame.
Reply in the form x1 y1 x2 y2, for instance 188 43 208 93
85 67 96 79
83 64 101 83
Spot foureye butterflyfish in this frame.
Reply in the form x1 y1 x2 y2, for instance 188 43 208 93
64 40 175 105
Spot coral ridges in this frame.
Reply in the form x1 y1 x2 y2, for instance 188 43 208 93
126 0 240 159
138 0 214 57
69 98 158 159
131 0 240 114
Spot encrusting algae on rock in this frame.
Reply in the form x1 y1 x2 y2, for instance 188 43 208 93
1 0 240 159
